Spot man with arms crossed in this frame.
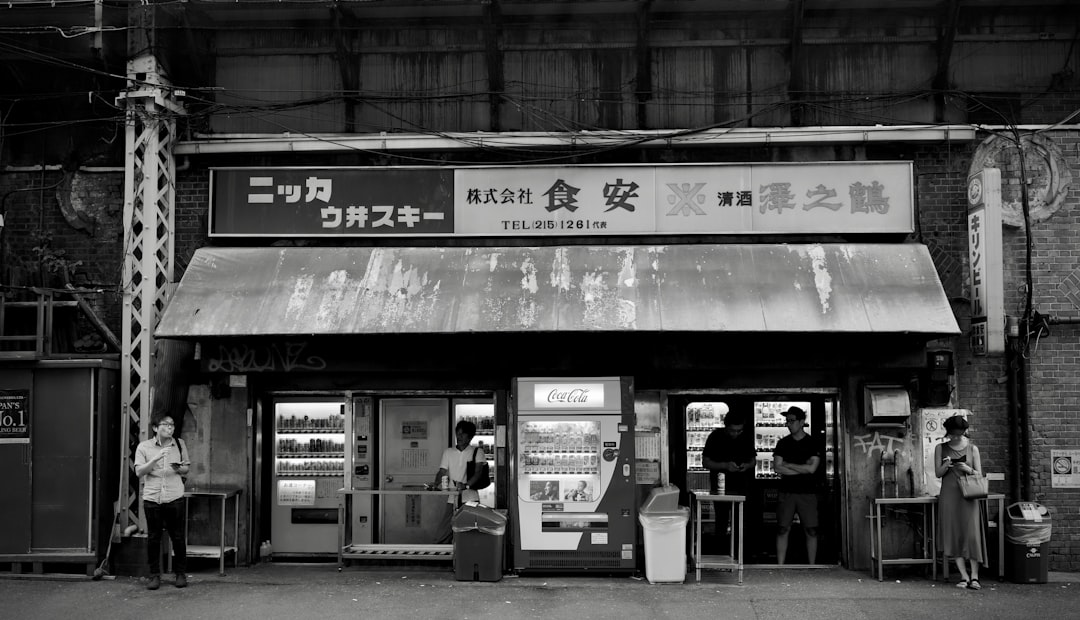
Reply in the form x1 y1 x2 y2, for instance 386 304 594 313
773 406 821 565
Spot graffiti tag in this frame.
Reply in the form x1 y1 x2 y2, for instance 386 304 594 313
207 342 327 373
853 432 904 458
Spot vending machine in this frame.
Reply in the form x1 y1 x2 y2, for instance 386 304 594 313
684 401 728 495
511 377 637 572
270 398 347 556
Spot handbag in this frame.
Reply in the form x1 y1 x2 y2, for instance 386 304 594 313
957 471 988 500
466 447 492 490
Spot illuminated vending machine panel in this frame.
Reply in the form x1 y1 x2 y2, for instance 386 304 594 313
685 401 726 494
512 377 636 572
271 400 346 556
454 400 496 508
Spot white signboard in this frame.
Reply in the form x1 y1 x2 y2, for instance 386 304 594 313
967 169 1005 355
918 408 969 496
277 479 317 506
1051 449 1080 488
455 162 913 236
533 383 606 409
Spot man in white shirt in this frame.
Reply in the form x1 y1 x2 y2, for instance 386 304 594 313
134 415 190 589
432 420 483 542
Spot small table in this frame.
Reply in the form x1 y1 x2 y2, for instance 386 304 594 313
337 488 459 569
941 493 1005 582
869 496 937 582
690 492 746 583
183 486 242 576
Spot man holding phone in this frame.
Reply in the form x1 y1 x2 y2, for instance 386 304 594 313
702 409 757 556
134 414 190 590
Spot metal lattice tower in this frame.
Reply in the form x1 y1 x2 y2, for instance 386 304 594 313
116 54 182 533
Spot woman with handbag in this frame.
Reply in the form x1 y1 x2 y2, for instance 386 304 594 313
935 414 988 590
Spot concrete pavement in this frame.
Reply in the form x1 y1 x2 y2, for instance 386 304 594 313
1 562 1076 620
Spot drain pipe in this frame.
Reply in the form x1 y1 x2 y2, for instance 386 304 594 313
1005 316 1022 503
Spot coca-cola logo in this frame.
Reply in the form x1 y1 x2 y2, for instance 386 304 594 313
546 388 591 403
532 383 606 408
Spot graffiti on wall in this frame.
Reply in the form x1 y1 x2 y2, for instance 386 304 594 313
206 342 327 373
853 431 904 459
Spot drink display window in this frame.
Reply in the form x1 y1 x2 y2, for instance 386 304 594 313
275 402 346 476
518 420 601 502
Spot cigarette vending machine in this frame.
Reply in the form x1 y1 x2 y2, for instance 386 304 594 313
511 377 636 572
344 396 374 546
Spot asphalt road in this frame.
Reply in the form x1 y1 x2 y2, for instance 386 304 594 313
1 564 1076 620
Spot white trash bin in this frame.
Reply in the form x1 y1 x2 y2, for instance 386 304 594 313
638 506 690 584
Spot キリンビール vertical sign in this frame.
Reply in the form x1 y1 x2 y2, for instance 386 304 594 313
967 169 1004 355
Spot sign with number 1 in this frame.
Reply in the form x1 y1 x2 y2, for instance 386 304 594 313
0 390 30 440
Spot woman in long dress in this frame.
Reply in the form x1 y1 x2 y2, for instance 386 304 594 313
935 415 987 590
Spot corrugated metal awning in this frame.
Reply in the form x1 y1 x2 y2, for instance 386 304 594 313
154 244 959 338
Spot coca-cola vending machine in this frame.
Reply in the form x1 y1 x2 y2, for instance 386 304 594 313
510 377 637 572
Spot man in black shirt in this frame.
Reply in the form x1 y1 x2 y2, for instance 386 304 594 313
702 411 757 556
773 406 822 564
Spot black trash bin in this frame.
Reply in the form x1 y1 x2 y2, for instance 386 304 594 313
1005 502 1051 584
452 500 507 582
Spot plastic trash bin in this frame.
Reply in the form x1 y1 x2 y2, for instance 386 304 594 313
640 484 680 512
639 486 690 584
1005 502 1051 584
452 501 507 582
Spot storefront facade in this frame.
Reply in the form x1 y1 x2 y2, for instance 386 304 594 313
153 160 959 571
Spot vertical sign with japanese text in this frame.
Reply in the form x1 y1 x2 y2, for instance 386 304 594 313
967 169 1004 355
0 390 30 442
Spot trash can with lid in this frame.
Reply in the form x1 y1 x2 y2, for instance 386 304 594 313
1005 502 1051 584
638 486 690 584
452 499 507 582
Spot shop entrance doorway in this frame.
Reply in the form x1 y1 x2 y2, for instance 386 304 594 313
670 393 840 566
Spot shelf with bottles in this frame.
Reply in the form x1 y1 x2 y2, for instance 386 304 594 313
276 458 345 475
754 454 780 479
685 430 713 450
519 452 600 476
685 401 727 431
686 449 706 471
753 427 787 452
518 421 601 454
276 437 346 455
457 412 495 432
275 414 345 431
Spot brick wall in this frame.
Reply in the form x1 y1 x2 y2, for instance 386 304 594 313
915 133 1080 572
0 169 125 339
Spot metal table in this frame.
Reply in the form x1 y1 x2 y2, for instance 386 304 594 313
337 488 459 568
690 492 746 583
869 496 937 581
183 486 242 576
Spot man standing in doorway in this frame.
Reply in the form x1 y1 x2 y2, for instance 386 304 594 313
702 409 757 556
773 406 821 565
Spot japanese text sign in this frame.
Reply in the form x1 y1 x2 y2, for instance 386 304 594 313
967 169 1005 355
210 162 913 237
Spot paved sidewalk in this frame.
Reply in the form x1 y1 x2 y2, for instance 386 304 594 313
1 562 1076 620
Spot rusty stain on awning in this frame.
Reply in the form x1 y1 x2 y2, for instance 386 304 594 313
154 244 960 337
